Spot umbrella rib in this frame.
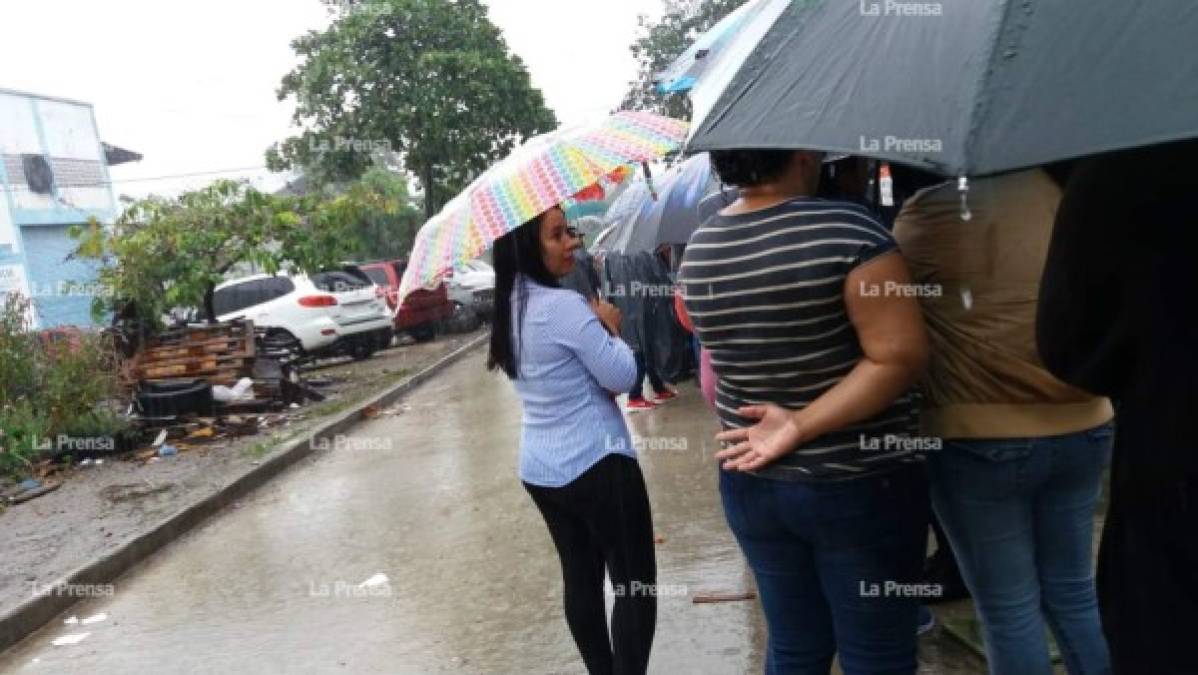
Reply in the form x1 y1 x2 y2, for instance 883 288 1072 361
959 0 1027 176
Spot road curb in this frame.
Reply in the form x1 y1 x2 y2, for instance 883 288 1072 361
0 331 489 654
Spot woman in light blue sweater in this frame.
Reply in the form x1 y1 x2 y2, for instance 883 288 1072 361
487 206 657 675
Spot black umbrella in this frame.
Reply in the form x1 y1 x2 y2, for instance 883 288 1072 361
686 0 1198 178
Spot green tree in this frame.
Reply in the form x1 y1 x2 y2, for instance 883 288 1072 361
344 168 424 261
267 0 559 219
71 180 379 326
621 0 743 119
285 168 424 261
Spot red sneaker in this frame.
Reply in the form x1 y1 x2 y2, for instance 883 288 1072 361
653 389 678 403
626 397 656 410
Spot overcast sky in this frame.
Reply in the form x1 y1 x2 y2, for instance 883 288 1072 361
0 0 663 200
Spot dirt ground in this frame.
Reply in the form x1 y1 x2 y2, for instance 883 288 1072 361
0 328 485 621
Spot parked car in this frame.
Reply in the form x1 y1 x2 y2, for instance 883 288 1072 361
212 265 392 360
445 259 495 320
359 259 452 342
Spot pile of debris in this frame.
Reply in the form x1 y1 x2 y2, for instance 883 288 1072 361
123 320 324 420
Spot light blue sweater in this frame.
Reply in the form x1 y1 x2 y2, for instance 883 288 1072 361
510 277 639 487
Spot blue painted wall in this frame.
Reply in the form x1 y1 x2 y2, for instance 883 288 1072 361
0 90 117 329
20 225 103 328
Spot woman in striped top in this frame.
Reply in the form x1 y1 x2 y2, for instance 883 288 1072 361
488 206 657 675
679 149 931 675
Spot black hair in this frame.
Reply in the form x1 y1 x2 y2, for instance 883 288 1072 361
709 149 796 188
486 209 562 379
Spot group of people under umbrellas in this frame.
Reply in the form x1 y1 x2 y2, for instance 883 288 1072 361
398 1 1198 673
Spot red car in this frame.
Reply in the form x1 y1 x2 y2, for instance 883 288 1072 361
359 260 452 342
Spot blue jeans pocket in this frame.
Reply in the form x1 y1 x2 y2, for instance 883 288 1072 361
933 439 1036 503
1085 421 1115 443
946 438 1034 463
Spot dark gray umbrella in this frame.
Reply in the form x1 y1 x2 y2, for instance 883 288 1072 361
686 0 1198 177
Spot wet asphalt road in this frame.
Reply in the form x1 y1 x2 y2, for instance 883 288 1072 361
0 348 986 674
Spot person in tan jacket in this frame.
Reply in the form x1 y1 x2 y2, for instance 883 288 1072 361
894 168 1113 675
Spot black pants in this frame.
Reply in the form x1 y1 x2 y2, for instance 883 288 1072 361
1098 445 1198 674
525 454 657 675
630 350 667 401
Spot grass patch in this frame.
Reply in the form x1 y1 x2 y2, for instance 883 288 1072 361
244 441 273 459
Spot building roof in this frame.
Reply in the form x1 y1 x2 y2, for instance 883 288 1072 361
0 86 93 107
103 143 143 166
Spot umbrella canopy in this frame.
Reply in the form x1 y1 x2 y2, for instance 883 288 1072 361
562 164 635 221
653 0 774 95
601 178 656 231
398 111 688 302
595 153 736 254
686 0 1198 177
572 215 608 240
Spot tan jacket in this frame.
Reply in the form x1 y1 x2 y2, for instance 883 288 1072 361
893 169 1113 439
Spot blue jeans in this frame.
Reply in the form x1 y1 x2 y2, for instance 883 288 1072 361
928 424 1114 675
719 465 930 675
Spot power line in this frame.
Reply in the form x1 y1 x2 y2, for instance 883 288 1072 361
110 165 269 184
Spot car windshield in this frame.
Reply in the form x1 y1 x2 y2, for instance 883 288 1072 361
362 268 389 287
311 270 372 293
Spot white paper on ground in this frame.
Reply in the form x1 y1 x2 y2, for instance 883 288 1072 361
51 632 90 646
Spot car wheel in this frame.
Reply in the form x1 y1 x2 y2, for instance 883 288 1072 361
377 331 396 351
262 328 304 356
411 325 436 343
350 338 376 361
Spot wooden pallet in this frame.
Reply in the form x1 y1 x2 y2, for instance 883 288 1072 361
150 321 253 347
138 349 254 371
140 361 256 380
131 320 257 385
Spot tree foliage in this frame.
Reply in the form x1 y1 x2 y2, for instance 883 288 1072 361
70 181 380 326
267 0 558 218
621 0 744 119
340 168 424 261
1 293 126 481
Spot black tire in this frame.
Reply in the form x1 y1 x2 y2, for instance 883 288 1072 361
445 302 480 334
350 338 376 361
137 380 215 417
262 328 304 355
411 324 436 343
377 331 396 351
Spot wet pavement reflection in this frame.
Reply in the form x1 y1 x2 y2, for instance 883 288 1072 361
0 350 987 674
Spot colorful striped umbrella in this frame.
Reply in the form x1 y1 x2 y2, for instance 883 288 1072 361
398 111 688 303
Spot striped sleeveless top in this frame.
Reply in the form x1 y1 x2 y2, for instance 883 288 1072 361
679 197 921 481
